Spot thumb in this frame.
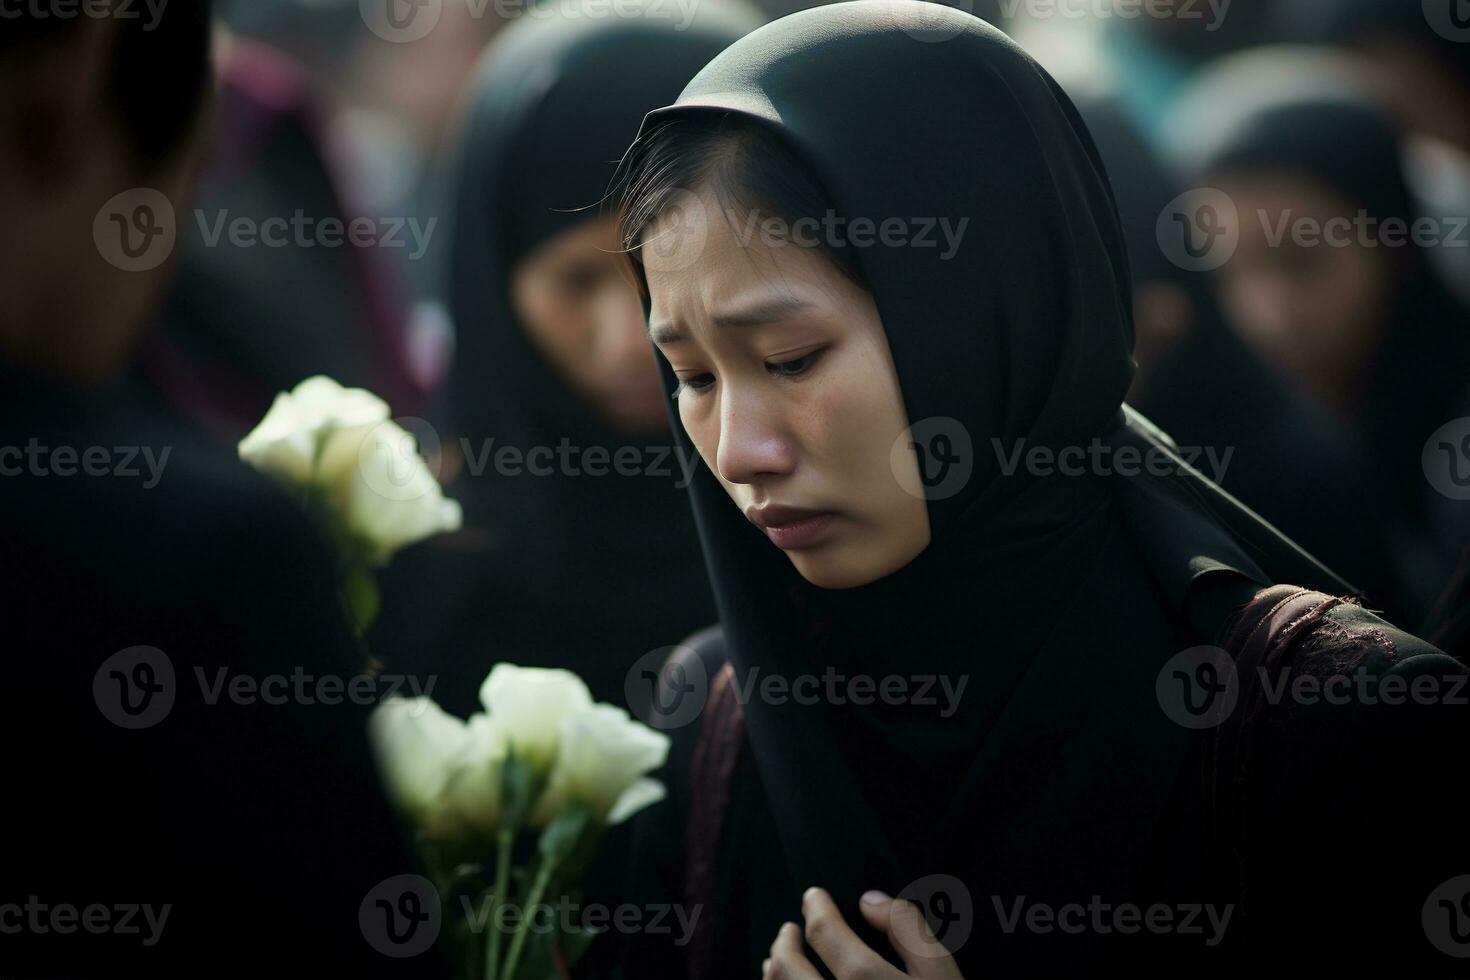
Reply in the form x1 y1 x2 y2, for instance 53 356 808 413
857 891 965 980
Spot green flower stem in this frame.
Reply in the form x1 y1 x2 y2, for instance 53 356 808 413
486 829 514 980
500 857 556 980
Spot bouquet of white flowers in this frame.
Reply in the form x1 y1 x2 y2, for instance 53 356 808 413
370 665 671 979
237 375 462 638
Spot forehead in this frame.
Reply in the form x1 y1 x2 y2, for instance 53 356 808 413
641 188 847 329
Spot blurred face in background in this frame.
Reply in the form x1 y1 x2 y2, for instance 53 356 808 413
345 2 507 156
511 215 668 434
1213 171 1395 415
0 19 209 385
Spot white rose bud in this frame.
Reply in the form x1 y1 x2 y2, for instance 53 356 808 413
317 418 463 565
433 713 509 840
238 376 389 487
532 704 671 827
478 664 593 778
368 697 470 827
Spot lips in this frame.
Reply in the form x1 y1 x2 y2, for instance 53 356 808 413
745 504 837 550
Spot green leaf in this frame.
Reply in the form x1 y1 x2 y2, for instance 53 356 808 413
537 806 593 867
340 565 380 637
560 924 600 969
500 752 535 832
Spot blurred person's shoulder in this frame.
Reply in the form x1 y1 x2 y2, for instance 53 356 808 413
0 375 339 615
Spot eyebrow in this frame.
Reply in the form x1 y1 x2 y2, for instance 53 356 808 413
648 295 816 345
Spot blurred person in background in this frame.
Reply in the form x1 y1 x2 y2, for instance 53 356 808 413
368 0 763 718
1073 94 1403 619
133 25 431 441
1198 91 1470 623
1286 0 1470 155
0 3 438 976
1015 0 1284 146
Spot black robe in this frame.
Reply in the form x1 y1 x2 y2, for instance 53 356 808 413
0 362 444 977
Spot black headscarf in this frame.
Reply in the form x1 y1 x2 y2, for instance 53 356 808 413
373 0 761 713
1200 94 1470 619
616 1 1351 970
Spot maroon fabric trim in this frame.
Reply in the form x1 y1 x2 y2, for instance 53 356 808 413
1209 585 1386 945
685 662 745 980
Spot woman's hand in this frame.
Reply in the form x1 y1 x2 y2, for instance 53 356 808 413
761 887 964 980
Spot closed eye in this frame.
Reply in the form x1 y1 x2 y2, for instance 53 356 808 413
766 346 825 379
672 373 716 399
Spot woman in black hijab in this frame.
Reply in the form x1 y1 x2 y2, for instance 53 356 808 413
371 0 760 715
1073 94 1406 621
609 3 1468 976
1198 93 1470 625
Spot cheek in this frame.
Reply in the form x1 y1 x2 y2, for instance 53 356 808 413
803 349 913 498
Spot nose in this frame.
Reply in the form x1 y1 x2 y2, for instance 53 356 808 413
714 381 796 487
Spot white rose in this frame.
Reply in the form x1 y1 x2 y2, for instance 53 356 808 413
368 697 471 826
370 700 510 841
317 418 462 565
532 704 670 827
433 713 509 840
478 664 593 777
238 375 389 487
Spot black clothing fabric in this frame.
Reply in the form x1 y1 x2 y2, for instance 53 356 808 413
0 362 441 977
607 3 1470 976
370 2 760 715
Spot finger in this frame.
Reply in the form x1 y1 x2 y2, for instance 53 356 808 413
858 891 965 980
766 921 822 980
802 887 896 979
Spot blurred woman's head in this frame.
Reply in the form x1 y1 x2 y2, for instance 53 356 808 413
1201 96 1427 415
446 0 761 441
0 2 213 384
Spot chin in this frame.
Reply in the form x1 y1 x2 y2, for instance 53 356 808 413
787 550 886 591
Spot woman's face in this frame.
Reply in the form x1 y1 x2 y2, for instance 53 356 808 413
511 215 669 434
642 189 932 589
1213 172 1394 414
